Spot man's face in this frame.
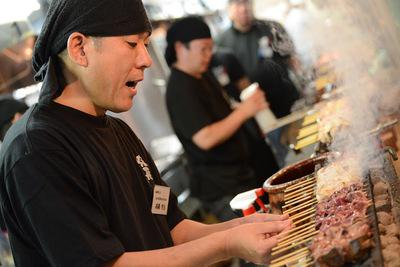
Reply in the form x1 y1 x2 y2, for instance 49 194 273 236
181 38 213 77
229 0 254 31
81 33 152 114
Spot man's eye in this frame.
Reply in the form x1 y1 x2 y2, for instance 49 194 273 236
127 42 137 48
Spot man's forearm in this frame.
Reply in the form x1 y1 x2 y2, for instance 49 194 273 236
104 230 228 267
192 108 248 150
171 219 242 245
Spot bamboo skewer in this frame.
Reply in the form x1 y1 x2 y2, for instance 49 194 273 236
277 223 315 242
289 207 316 220
277 221 314 240
284 199 317 214
283 194 314 208
270 250 311 267
275 230 318 250
285 178 316 192
270 247 309 264
272 236 315 256
284 192 315 206
284 189 315 201
275 227 315 248
285 183 315 195
293 215 315 226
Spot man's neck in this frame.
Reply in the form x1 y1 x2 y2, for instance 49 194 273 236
173 63 202 79
54 82 105 117
233 22 252 33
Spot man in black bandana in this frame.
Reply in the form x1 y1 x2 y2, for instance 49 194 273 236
0 1 291 266
165 16 279 222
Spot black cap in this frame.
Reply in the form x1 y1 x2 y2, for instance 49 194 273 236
0 99 28 129
165 16 211 66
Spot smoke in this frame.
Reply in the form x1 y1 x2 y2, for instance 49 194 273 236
304 0 400 176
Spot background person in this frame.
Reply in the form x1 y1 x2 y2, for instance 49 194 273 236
165 16 278 222
0 1 291 266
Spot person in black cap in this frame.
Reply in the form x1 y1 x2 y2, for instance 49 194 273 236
165 16 278 222
0 98 28 142
0 1 291 267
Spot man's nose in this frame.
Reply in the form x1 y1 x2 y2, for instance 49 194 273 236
136 43 153 69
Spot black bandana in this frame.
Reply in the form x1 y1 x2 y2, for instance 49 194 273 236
33 0 152 103
165 16 211 66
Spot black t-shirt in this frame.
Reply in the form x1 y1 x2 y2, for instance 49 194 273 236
166 68 257 201
0 101 185 267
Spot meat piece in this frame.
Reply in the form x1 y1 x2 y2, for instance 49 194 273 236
383 247 400 262
375 199 391 212
385 223 400 238
386 259 400 267
375 194 389 201
380 235 399 248
373 182 389 195
378 212 394 226
379 223 387 234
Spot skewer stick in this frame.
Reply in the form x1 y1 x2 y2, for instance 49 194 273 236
285 178 316 192
272 236 315 256
277 221 314 240
289 207 316 220
302 258 315 267
275 231 318 250
278 223 315 242
285 183 315 195
284 193 315 206
275 226 315 246
293 214 315 225
270 254 312 267
285 184 315 197
284 199 317 214
284 189 315 201
285 186 315 197
270 250 311 267
284 191 315 204
270 247 309 264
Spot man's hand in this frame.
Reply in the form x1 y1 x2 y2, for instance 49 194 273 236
238 88 268 119
241 213 289 225
224 219 292 265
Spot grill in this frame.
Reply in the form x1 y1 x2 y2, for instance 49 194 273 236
263 153 400 267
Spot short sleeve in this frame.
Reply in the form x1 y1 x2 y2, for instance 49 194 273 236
5 150 124 267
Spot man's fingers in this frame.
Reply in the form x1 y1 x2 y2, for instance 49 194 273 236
248 213 289 222
262 213 289 221
257 220 292 234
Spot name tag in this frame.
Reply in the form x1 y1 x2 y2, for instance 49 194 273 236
151 185 170 215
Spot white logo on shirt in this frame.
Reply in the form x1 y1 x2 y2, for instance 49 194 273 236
136 155 154 182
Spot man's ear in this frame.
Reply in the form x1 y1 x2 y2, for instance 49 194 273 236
66 32 89 67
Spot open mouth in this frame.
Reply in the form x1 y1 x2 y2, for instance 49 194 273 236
125 81 138 88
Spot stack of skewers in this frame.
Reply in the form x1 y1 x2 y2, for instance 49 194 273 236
269 159 374 267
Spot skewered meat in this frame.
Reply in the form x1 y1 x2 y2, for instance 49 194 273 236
374 181 389 195
377 212 394 226
311 183 372 266
380 235 399 248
